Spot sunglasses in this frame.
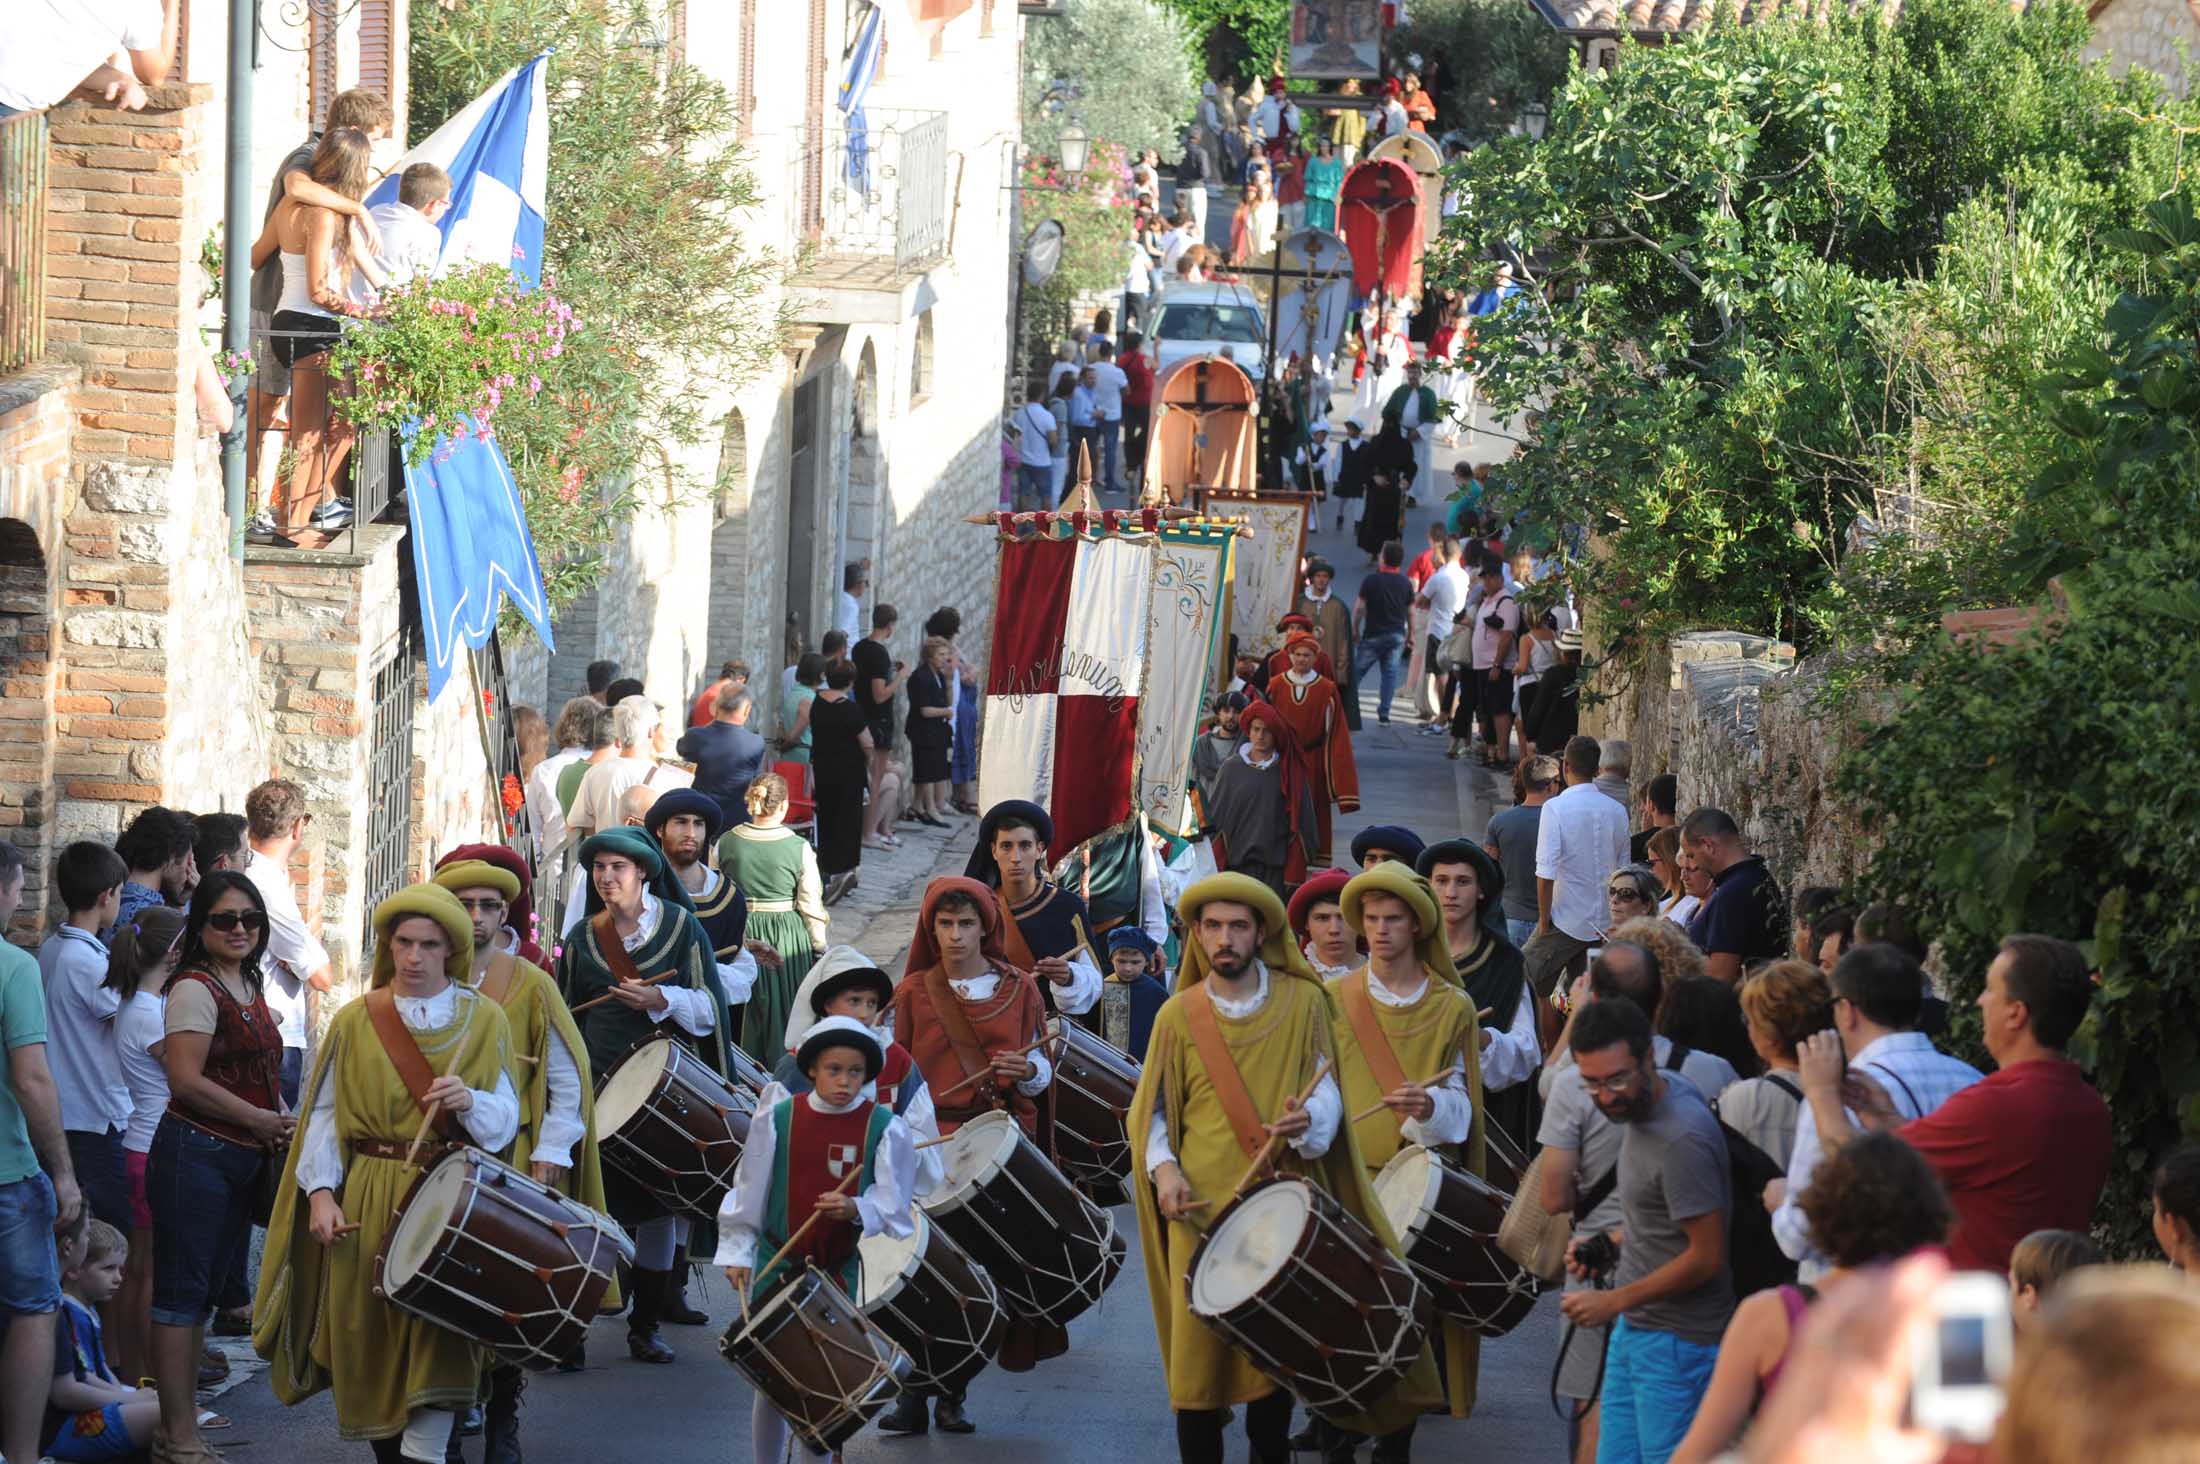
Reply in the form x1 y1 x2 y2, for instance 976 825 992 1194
206 910 267 934
1608 887 1647 902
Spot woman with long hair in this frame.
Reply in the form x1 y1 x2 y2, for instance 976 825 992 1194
248 126 382 545
105 906 185 1386
147 872 291 1464
718 774 830 1061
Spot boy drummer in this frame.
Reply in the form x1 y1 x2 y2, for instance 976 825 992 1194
717 1017 919 1464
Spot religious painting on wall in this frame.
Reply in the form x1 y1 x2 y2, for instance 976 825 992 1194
1290 0 1383 81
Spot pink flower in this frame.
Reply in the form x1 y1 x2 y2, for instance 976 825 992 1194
512 243 527 260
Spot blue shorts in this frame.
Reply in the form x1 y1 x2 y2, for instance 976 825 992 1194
0 1172 61 1316
50 1402 138 1462
1596 1316 1720 1464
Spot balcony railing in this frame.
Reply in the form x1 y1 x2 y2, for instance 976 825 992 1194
789 108 950 276
246 327 401 553
0 110 49 378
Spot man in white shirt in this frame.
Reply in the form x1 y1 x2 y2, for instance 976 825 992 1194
525 697 602 866
242 779 334 1103
1013 384 1059 510
1414 537 1470 736
1529 735 1630 1000
363 162 451 294
1088 343 1130 494
0 0 175 117
1158 211 1200 280
569 697 668 841
836 561 868 645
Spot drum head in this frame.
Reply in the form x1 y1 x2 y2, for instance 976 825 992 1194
595 1039 674 1133
857 1213 926 1307
1190 1180 1312 1317
384 1152 472 1290
930 1112 1018 1208
1372 1145 1439 1244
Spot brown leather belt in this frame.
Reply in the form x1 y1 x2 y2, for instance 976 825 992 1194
353 1136 460 1165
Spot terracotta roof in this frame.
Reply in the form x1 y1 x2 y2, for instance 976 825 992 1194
1529 0 1911 39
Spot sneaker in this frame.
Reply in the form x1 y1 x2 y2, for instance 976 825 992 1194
244 510 283 546
309 498 356 529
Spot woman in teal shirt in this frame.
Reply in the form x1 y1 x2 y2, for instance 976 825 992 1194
1304 137 1345 234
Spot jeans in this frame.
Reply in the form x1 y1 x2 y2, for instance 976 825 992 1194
1099 417 1122 491
0 1172 60 1315
1353 631 1405 721
1508 917 1538 950
1596 1317 1719 1464
1016 462 1053 511
66 1128 131 1231
1122 292 1147 332
146 1114 263 1326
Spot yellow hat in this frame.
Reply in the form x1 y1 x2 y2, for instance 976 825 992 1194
429 860 521 904
1171 872 1319 992
370 884 475 989
1340 863 1459 987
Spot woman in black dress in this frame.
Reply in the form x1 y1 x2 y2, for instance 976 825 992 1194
1356 463 1405 564
903 636 955 828
808 660 874 904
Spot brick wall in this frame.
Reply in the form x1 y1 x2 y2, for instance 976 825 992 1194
0 369 76 938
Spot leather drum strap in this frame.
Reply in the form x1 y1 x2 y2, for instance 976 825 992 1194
478 950 516 1006
592 911 647 986
1339 976 1410 1098
364 987 458 1138
1180 985 1268 1161
923 963 993 1094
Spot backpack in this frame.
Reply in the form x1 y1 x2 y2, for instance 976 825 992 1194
1702 1062 1802 1299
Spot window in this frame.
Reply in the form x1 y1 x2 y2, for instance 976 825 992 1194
714 409 748 522
1154 302 1264 344
909 312 934 405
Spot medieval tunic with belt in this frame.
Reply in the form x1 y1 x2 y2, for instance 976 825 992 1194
472 948 611 1221
1267 663 1361 866
254 889 519 1444
713 1091 916 1300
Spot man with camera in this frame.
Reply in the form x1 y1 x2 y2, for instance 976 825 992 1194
1557 998 1734 1464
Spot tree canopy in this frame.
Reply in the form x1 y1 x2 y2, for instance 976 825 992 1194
1026 0 1201 164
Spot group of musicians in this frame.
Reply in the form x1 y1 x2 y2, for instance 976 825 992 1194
242 783 1524 1464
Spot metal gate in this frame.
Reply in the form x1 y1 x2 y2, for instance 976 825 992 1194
469 630 533 855
359 635 417 967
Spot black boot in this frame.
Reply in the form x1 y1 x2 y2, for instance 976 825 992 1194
483 1365 524 1464
373 1436 407 1464
876 1391 929 1436
626 1268 676 1364
932 1393 974 1435
663 1271 709 1327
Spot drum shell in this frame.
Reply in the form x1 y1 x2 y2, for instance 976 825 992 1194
858 1216 1007 1395
1383 1148 1541 1337
375 1149 634 1371
596 1038 754 1220
720 1271 911 1452
1186 1179 1432 1422
923 1115 1125 1328
1045 1018 1139 1191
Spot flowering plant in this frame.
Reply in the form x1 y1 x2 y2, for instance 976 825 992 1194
330 257 578 463
213 347 254 381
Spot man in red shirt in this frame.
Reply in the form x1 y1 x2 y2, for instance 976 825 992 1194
1405 520 1445 590
1802 933 2110 1274
1120 331 1155 496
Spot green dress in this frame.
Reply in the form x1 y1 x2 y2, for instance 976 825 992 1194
715 822 828 1062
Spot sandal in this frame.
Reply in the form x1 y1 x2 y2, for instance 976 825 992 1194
862 837 894 852
153 1428 225 1464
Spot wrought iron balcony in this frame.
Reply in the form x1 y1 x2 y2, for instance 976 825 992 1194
788 107 950 284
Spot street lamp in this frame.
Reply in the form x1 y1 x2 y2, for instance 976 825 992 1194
1519 101 1549 140
1058 116 1090 180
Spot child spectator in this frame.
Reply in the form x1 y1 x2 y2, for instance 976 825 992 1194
1106 927 1169 1062
364 161 451 292
37 843 133 1237
2009 1228 2102 1332
103 906 183 1385
45 1218 160 1462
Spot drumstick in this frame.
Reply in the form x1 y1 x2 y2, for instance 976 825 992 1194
331 1222 362 1238
404 1044 471 1168
1348 1062 1465 1126
751 1168 861 1284
569 971 676 1015
931 1035 1051 1102
1232 1056 1333 1199
915 1133 956 1150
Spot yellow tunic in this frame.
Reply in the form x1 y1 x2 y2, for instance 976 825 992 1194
1125 971 1439 1425
253 987 515 1440
1327 964 1487 1417
478 953 610 1218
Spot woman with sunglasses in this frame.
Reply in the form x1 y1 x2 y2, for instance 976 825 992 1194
1605 865 1662 933
146 871 293 1464
104 906 185 1386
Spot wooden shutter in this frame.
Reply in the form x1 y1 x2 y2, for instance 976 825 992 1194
737 0 759 133
670 0 688 65
164 0 189 82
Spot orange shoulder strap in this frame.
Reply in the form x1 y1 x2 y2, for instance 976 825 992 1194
1179 983 1268 1160
1338 974 1410 1097
363 987 458 1137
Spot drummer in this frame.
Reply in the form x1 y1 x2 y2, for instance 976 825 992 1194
253 885 520 1464
1329 863 1486 1446
1287 868 1357 981
773 948 940 1140
962 800 1104 1020
717 1015 919 1464
553 826 737 1367
432 855 609 1404
1415 839 1539 1149
887 876 1055 1429
1124 873 1436 1464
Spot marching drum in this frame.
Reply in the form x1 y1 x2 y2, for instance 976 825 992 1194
857 1212 1007 1395
1373 1144 1540 1337
1481 1117 1529 1197
594 1038 755 1219
1187 1177 1432 1421
1045 1016 1139 1190
727 1042 772 1098
720 1270 911 1453
924 1111 1125 1327
376 1148 634 1370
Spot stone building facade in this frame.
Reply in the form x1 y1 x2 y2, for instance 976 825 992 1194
2085 0 2198 96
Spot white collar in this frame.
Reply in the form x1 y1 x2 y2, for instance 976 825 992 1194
804 1088 869 1115
1305 949 1356 983
1208 960 1270 1018
1237 743 1277 769
1303 586 1332 604
616 892 661 951
1286 668 1317 686
1366 966 1430 1007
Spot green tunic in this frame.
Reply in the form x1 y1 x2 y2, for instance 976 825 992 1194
252 987 514 1441
715 824 825 1062
554 898 733 1081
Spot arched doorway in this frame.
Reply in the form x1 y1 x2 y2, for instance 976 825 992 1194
707 408 750 681
0 517 56 936
838 344 882 633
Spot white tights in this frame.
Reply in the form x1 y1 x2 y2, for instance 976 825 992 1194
400 1408 454 1462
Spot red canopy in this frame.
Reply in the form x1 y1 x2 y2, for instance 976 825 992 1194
1339 157 1422 300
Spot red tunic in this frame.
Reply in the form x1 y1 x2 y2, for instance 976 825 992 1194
778 1098 881 1280
875 1042 916 1113
892 964 1048 1137
1265 672 1360 867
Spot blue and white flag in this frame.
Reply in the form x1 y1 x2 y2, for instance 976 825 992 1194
370 54 558 700
839 5 884 194
368 52 550 283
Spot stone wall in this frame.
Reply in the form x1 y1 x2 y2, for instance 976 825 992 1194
2086 0 2197 97
0 368 78 937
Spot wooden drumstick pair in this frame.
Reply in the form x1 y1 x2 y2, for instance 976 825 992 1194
932 1035 1050 1102
1348 1061 1467 1126
569 971 676 1015
739 1168 864 1325
1231 1056 1334 1199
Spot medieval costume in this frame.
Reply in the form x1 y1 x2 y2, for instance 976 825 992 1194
1264 613 1338 688
716 817 828 1062
435 842 547 968
1126 874 1438 1460
961 800 1104 1020
1188 700 1247 834
1356 465 1406 563
1304 147 1344 234
1330 864 1487 1426
254 886 520 1458
1381 371 1439 505
1294 563 1360 734
1106 925 1172 1063
1414 839 1537 1151
1267 633 1361 867
1349 825 1426 870
1204 700 1321 896
643 789 757 1036
1286 868 1357 983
